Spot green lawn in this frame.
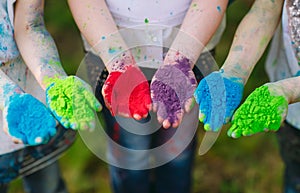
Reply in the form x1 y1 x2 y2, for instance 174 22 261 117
8 0 285 192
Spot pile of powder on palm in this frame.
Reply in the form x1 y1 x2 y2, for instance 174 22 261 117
6 94 56 145
228 85 288 138
194 72 243 131
46 76 98 129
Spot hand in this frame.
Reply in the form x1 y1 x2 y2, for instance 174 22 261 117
150 53 197 129
228 84 288 138
102 54 151 120
194 71 244 131
3 93 57 145
45 76 102 130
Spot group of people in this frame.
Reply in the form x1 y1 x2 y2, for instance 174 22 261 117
0 0 299 193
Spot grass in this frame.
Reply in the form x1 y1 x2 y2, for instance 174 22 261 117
8 0 285 192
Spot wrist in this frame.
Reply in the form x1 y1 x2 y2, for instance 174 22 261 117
107 50 136 73
164 50 193 69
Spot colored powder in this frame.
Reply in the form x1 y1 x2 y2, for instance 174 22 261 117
295 70 300 77
144 18 149 24
151 80 181 123
228 85 288 138
103 66 151 117
194 72 244 131
101 36 106 40
151 60 196 123
46 76 101 130
217 6 221 12
6 94 56 145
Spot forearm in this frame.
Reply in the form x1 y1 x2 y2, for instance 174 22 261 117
14 0 67 90
267 76 300 103
67 0 133 71
221 0 283 84
0 70 23 109
165 0 228 65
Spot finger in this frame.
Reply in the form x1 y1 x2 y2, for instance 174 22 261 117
12 136 23 144
84 89 102 112
184 98 195 113
157 116 164 124
162 119 171 129
198 110 206 122
133 114 142 120
151 102 158 112
193 87 202 104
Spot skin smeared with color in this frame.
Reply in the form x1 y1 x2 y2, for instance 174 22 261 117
151 52 197 128
0 70 56 145
194 0 283 131
5 93 56 145
229 77 300 138
14 0 102 130
45 76 101 130
194 71 243 131
102 51 151 119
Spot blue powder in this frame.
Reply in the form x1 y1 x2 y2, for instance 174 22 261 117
217 5 221 12
194 72 244 131
295 70 300 77
6 94 56 145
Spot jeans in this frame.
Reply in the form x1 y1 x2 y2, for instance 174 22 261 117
86 51 213 193
277 121 300 193
0 161 68 193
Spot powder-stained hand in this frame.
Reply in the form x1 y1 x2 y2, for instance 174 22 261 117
3 93 57 145
150 55 197 129
194 71 244 132
45 76 102 130
228 84 288 138
102 57 151 120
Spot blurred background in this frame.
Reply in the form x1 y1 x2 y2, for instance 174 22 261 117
8 0 284 192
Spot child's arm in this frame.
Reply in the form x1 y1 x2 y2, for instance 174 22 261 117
221 0 283 84
14 0 66 90
228 76 300 138
150 0 228 129
67 0 131 71
67 0 151 120
14 0 101 130
194 0 284 131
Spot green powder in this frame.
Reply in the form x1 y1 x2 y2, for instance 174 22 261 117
45 76 101 130
228 85 288 138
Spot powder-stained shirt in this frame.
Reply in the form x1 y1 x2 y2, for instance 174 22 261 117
265 0 300 130
82 0 226 69
0 0 46 154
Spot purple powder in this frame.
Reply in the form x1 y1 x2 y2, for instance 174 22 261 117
151 59 197 124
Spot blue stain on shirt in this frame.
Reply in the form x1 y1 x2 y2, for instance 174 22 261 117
6 94 56 145
194 72 244 131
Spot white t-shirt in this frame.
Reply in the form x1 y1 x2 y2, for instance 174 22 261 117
83 0 226 68
265 0 300 129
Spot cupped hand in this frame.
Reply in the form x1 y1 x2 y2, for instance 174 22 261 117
45 75 102 130
102 54 151 120
3 93 57 145
228 84 288 138
150 54 197 129
194 71 244 131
